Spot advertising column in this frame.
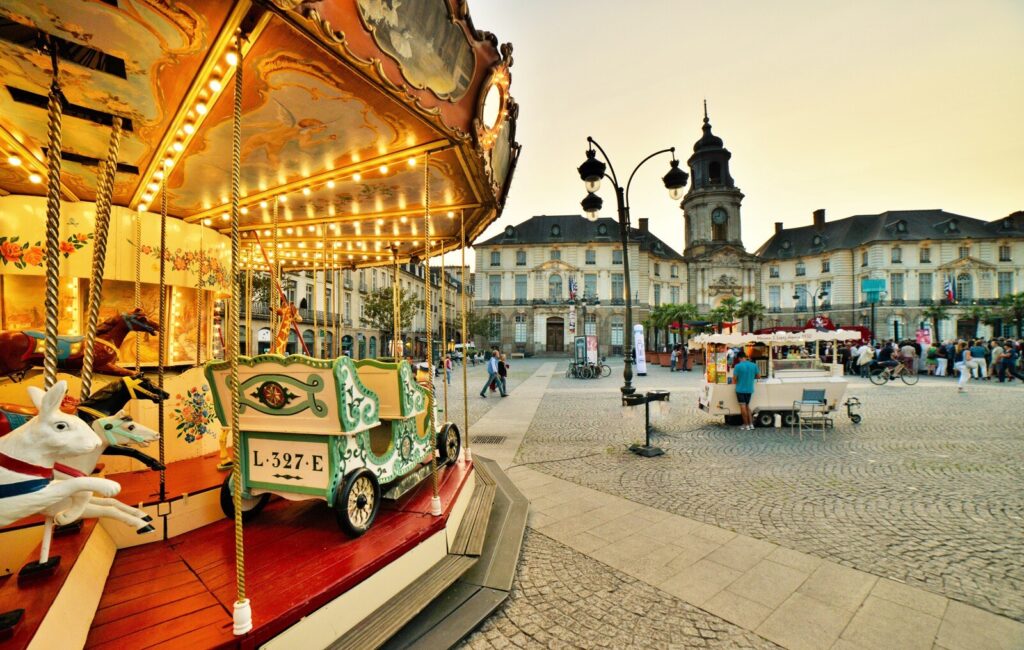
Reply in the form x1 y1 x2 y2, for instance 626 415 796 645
634 323 647 376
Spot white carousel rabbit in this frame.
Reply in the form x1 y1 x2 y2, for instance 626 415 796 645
0 381 121 528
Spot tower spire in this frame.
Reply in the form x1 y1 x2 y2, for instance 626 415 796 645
703 99 708 124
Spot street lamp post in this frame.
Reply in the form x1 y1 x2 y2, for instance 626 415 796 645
793 285 829 321
577 137 688 397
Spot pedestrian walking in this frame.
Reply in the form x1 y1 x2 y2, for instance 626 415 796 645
480 349 507 397
954 341 972 392
498 353 509 394
857 343 874 377
669 346 678 372
935 343 948 376
444 355 452 385
970 339 988 379
732 351 758 430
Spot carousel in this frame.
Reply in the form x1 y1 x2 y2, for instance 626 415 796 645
0 1 520 648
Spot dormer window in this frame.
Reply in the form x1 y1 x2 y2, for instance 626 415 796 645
504 225 516 239
812 235 823 247
781 240 791 251
1002 218 1014 230
948 220 959 233
597 223 609 236
896 220 908 233
550 224 561 237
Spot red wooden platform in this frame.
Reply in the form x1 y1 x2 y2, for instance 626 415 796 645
85 459 473 649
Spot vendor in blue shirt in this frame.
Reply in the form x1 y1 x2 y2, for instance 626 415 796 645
732 351 759 430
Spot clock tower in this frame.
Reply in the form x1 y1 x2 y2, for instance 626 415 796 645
680 104 761 309
681 103 745 257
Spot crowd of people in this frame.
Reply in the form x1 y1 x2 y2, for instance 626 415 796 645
846 337 1024 392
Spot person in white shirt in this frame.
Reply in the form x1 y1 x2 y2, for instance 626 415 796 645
479 350 507 397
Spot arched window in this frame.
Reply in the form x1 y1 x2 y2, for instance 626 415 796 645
548 274 562 301
369 336 377 358
357 335 366 359
341 334 353 356
956 273 973 301
257 327 272 354
239 325 247 354
287 330 298 355
708 162 722 184
302 329 315 356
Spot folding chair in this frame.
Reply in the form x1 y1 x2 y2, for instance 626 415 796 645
792 388 831 440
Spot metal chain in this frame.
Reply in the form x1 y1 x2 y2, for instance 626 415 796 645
81 117 123 399
228 38 247 603
41 43 64 390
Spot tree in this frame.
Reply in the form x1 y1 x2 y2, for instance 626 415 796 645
717 296 740 324
999 292 1024 337
360 287 423 335
464 309 491 340
235 271 273 305
921 303 948 339
737 300 766 333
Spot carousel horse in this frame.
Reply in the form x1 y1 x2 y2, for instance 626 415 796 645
0 381 120 528
52 411 157 534
0 307 160 381
0 374 169 472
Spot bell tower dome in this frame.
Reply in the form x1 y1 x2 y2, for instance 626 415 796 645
682 102 745 256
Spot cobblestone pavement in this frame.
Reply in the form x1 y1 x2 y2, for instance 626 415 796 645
432 358 532 431
513 360 1024 623
460 530 780 650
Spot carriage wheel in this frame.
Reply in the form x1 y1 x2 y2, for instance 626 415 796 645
219 476 269 522
437 423 461 466
335 468 380 537
755 411 775 428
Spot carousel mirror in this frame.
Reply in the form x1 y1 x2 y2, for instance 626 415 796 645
482 82 503 131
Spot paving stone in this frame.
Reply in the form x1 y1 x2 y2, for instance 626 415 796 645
870 577 949 618
727 559 811 609
798 562 878 611
460 530 779 649
659 557 742 606
705 535 778 572
935 601 1024 650
704 589 773 630
839 596 941 650
756 592 856 650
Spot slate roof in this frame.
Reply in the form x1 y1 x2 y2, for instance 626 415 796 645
478 214 685 260
755 210 1024 260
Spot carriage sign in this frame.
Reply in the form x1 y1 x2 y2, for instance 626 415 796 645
248 436 329 491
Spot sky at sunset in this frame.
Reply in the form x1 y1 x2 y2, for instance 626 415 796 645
458 0 1024 260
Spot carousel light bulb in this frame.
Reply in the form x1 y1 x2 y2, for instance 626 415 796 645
307 225 315 232
353 172 361 182
209 78 223 92
148 182 159 192
195 101 208 115
259 200 268 208
263 229 271 236
407 157 416 167
377 218 384 225
183 122 195 135
154 170 164 180
379 164 388 174
302 187 311 196
29 173 42 184
326 180 335 189
221 214 229 221
400 215 408 223
278 195 287 203
172 141 184 152
163 156 173 168
226 51 239 66
204 218 212 225
447 211 454 218
7 155 21 166
142 193 152 203
286 227 293 234
240 206 249 214
138 203 149 212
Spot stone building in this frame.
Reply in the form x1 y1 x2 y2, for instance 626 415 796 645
473 215 685 356
473 111 1024 352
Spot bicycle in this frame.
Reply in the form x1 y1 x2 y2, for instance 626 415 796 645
868 361 919 385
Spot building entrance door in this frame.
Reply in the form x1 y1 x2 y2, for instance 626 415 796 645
956 320 976 340
546 317 564 352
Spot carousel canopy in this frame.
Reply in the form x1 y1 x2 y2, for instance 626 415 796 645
0 0 519 270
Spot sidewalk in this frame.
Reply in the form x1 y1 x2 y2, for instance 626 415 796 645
470 362 1024 650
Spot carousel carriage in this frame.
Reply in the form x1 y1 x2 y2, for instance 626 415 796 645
205 355 460 537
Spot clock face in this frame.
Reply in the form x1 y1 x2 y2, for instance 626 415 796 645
712 208 728 225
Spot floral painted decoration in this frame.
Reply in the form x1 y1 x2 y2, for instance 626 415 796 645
131 239 229 289
173 384 216 443
0 233 92 268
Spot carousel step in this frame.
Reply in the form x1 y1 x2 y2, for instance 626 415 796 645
329 554 477 650
382 456 530 648
449 466 496 557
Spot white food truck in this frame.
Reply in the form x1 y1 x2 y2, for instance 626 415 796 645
695 329 862 427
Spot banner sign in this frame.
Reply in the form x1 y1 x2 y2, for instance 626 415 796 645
634 324 647 376
586 335 598 364
568 305 577 334
574 336 586 364
916 328 931 345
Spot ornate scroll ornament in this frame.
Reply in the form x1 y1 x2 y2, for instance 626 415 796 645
397 362 426 415
334 357 379 432
473 58 512 151
709 274 743 297
239 373 327 417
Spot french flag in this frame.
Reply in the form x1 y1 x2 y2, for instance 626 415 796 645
944 276 955 303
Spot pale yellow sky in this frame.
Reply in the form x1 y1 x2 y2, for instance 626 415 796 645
460 0 1024 259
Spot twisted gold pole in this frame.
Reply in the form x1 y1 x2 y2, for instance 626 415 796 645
41 44 64 390
440 245 448 420
81 117 123 399
134 209 142 373
392 251 400 357
424 153 441 516
197 231 205 364
244 252 252 356
461 210 470 461
157 176 167 501
270 198 280 336
228 40 250 631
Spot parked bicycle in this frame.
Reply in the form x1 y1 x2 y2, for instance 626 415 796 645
566 358 612 379
868 361 919 385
